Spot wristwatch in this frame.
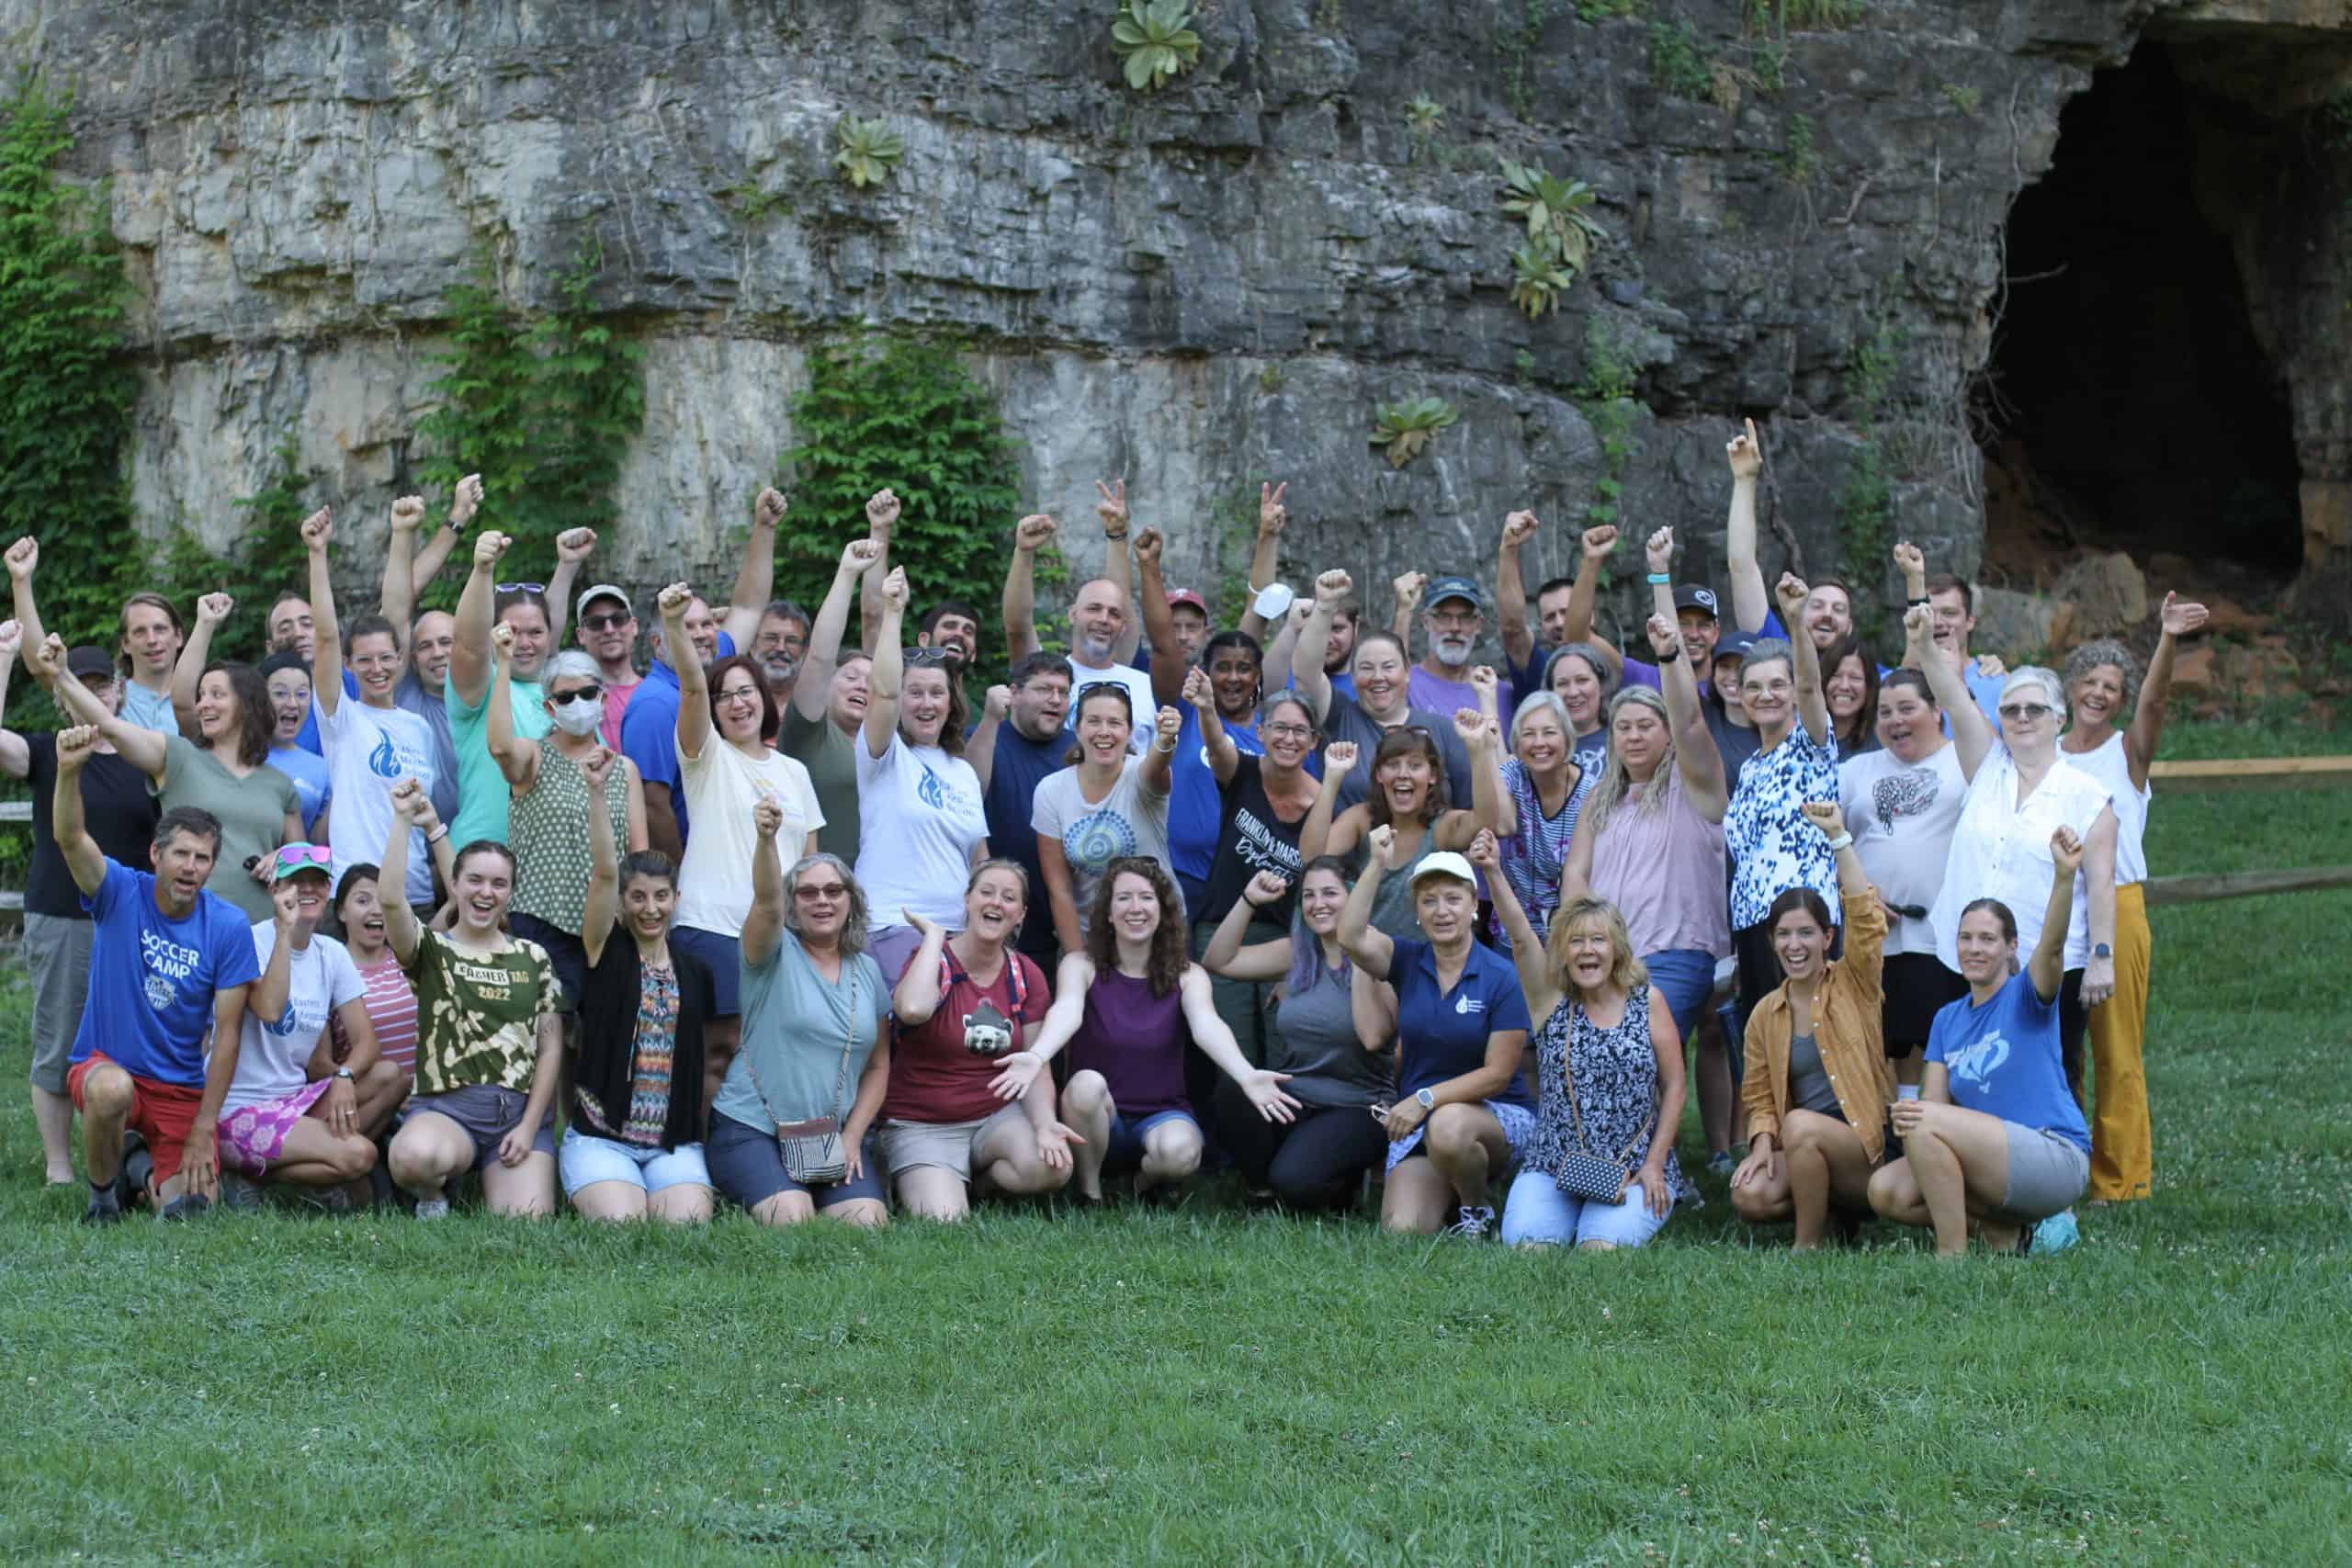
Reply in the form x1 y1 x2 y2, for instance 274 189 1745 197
1415 1088 1435 1111
2092 942 2113 959
334 1066 356 1081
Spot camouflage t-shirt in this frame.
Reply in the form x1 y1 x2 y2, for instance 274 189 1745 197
401 930 568 1095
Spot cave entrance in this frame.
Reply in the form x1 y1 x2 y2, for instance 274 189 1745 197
1981 40 2304 584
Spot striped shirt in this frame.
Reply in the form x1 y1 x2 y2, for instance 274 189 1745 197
334 952 420 1077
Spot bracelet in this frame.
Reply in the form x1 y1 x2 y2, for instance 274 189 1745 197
1659 644 1684 661
1152 739 1178 754
1906 596 1928 608
1103 529 1129 543
424 826 449 844
1825 831 1853 851
1645 572 1671 585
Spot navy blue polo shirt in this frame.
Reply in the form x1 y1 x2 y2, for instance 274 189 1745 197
1388 937 1534 1108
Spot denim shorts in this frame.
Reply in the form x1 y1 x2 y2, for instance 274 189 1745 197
706 1111 885 1212
1102 1110 1197 1176
1641 948 1718 1048
558 1126 712 1198
405 1085 558 1171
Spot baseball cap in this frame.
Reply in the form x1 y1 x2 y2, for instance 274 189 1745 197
1672 584 1719 619
1166 588 1208 615
268 842 334 883
576 584 633 618
1408 851 1478 891
1425 575 1483 610
67 645 116 681
1713 630 1762 665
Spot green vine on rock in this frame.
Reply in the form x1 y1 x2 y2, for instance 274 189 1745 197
1837 322 1901 648
415 241 646 609
1577 318 1641 547
151 432 320 665
0 73 139 645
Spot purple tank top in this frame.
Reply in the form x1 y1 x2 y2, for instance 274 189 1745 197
1066 967 1191 1118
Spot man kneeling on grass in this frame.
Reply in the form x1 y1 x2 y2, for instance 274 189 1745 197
213 844 408 1210
48 719 258 1224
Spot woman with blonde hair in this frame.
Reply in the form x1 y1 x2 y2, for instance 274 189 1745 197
1479 830 1684 1249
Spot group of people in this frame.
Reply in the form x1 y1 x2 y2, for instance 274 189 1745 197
2 421 2207 1256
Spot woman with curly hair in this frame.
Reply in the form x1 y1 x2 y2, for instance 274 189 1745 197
987 856 1300 1203
1300 725 1484 941
2055 591 2206 1204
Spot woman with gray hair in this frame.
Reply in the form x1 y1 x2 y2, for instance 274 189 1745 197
1540 641 1616 765
2057 592 2206 1204
486 636 648 1009
705 802 891 1227
1926 662 2120 1109
1562 610 1735 1164
1465 667 1589 952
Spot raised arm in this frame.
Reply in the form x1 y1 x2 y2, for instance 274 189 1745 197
796 534 884 724
741 796 788 970
1557 808 1598 905
1389 571 1424 647
48 723 107 896
1259 599 1307 694
381 478 476 656
726 488 786 653
1001 513 1055 665
1561 525 1620 676
5 536 49 655
170 592 227 738
482 624 537 790
31 637 166 782
1643 589 1727 821
448 531 510 707
1894 539 1928 626
547 527 595 647
1182 666 1238 784
1142 703 1181 797
1096 481 1140 667
379 780 431 963
1134 526 1186 706
1179 963 1301 1122
1297 739 1359 864
1463 671 1510 837
655 582 711 763
1725 418 1770 635
579 745 621 969
967 683 1009 792
1200 872 1295 980
302 506 345 720
1336 822 1403 978
2032 827 2083 1003
248 886 300 1029
1900 603 1991 779
888 910 951 1026
1293 570 1351 724
860 568 910 760
2126 592 2208 788
1468 829 1555 1021
1496 510 1539 672
1238 483 1286 640
1774 570 1831 744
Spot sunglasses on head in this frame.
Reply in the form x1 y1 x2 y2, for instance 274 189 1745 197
495 581 547 597
271 843 333 879
906 648 957 667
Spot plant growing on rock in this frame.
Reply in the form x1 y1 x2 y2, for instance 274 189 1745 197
833 118 905 189
1509 244 1576 319
1370 398 1459 468
1499 158 1604 278
1406 94 1445 137
1113 1 1202 92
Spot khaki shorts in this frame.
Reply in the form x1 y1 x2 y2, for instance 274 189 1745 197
878 1103 1033 1183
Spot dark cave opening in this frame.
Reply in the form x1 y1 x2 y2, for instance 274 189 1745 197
1982 41 2303 581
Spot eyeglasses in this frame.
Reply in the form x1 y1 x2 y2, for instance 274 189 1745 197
580 612 632 632
1997 702 2053 721
549 686 603 706
794 883 848 901
715 684 763 706
271 844 333 878
1262 723 1316 741
495 581 547 597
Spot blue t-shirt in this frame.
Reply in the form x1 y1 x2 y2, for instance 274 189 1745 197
1926 971 2091 1154
1387 937 1534 1109
619 636 737 851
269 742 333 836
73 859 264 1087
1169 705 1261 904
978 723 1070 959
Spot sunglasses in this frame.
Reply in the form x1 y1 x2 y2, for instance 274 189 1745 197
549 686 604 707
580 612 632 632
1997 702 2053 721
906 648 958 667
495 581 547 597
794 883 849 901
271 843 333 878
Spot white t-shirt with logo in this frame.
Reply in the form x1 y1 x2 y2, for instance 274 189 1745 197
853 733 990 931
223 924 366 1113
1838 742 1967 958
319 696 442 905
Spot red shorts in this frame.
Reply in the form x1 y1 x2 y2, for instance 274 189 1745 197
69 1054 208 1186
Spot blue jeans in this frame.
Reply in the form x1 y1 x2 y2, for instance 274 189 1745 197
1500 1168 1672 1247
1642 948 1717 1048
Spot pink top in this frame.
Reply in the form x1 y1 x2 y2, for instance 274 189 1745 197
334 952 421 1078
1587 769 1731 961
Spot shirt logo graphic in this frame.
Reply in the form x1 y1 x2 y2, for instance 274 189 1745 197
368 731 401 779
917 761 946 809
1947 1031 2009 1088
143 973 176 1012
1454 995 1485 1016
1066 809 1139 874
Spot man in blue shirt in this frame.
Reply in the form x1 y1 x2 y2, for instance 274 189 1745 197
51 724 260 1224
969 654 1073 965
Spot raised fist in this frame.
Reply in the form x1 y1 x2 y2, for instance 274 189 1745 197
1367 823 1403 869
491 623 516 659
1645 526 1674 576
1800 799 1848 840
1465 828 1500 872
983 684 1012 722
1892 540 1925 581
4 536 37 581
0 619 17 660
756 487 788 529
1501 510 1538 549
1132 526 1164 568
555 527 597 563
197 592 235 626
841 538 882 576
1315 569 1353 607
449 474 484 529
2050 824 2084 875
1014 514 1057 552
1774 571 1809 617
1392 572 1427 613
1155 705 1183 746
390 495 426 532
473 531 511 569
878 565 910 612
1243 870 1291 907
1323 739 1360 774
300 506 333 552
1645 612 1678 660
865 490 901 531
752 795 784 840
1580 524 1619 562
580 746 618 791
1182 665 1211 709
657 581 694 617
55 724 97 769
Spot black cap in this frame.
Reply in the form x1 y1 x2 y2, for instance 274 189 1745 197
67 645 116 681
1672 584 1720 619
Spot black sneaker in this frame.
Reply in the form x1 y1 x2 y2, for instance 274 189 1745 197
159 1192 210 1222
81 1189 124 1226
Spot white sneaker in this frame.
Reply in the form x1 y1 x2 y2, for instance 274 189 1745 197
413 1197 450 1220
1444 1204 1497 1239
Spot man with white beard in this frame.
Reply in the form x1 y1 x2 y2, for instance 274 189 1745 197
1404 574 1513 718
752 598 809 708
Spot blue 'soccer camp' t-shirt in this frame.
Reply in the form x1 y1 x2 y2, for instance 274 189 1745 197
74 859 264 1086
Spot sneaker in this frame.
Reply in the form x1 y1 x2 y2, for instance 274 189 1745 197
1444 1204 1497 1239
217 1172 265 1213
119 1132 153 1207
159 1192 210 1222
81 1187 124 1227
1706 1150 1736 1179
2027 1209 2080 1257
413 1197 451 1221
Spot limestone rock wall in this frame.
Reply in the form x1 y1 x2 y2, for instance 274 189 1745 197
8 0 2345 648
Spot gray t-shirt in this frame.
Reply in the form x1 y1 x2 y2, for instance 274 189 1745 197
1788 1032 1839 1117
1030 756 1177 933
1838 742 1968 958
1320 695 1476 814
712 927 888 1132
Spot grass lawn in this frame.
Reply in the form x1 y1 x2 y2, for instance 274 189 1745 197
2 723 2347 1565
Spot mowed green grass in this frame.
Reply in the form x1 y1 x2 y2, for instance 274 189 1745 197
2 726 2347 1565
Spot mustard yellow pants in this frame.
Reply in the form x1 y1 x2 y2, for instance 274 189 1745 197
2086 881 2153 1201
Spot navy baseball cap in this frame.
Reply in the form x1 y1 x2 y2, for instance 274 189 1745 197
1425 575 1483 610
1672 584 1720 619
1713 629 1762 664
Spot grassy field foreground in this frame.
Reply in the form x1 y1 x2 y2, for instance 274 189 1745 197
2 722 2347 1564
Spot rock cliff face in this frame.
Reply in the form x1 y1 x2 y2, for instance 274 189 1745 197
11 0 2350 645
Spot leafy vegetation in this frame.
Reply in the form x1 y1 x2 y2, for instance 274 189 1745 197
1405 93 1445 164
832 118 906 189
1774 109 1820 185
1753 0 1864 28
1837 321 1901 647
1111 0 1202 93
1941 82 1984 117
1647 18 1715 102
1499 159 1604 279
773 332 1035 649
1577 317 1640 537
1508 243 1577 320
1369 396 1459 468
413 243 646 610
149 433 321 666
0 74 138 647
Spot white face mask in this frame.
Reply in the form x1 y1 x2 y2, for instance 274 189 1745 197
548 696 603 738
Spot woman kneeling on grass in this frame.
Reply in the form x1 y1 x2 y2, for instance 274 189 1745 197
561 747 717 1224
880 861 1079 1222
1868 828 2091 1257
380 782 565 1219
706 804 892 1228
1476 833 1684 1249
1339 825 1535 1239
988 857 1300 1204
1730 800 1894 1250
1200 859 1397 1211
